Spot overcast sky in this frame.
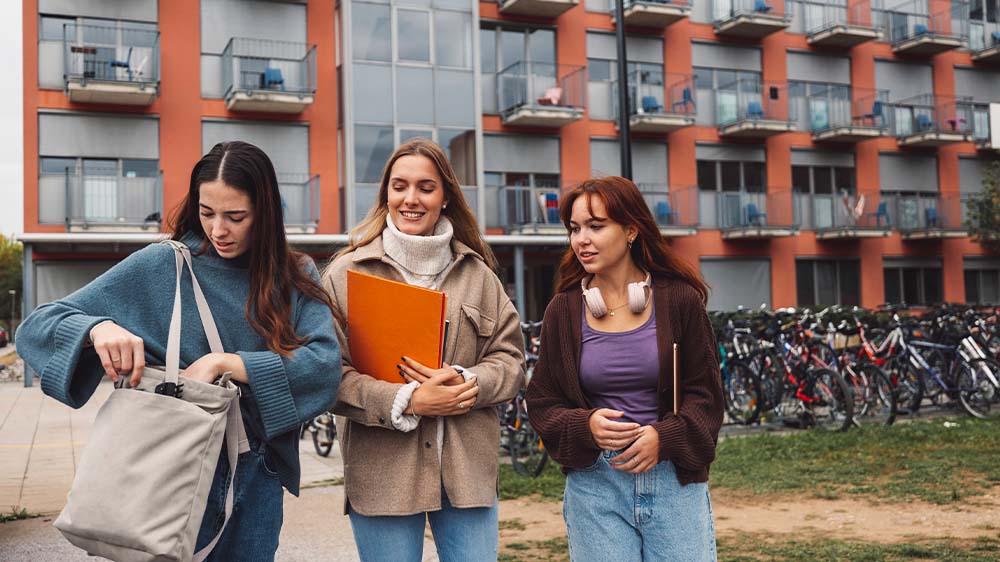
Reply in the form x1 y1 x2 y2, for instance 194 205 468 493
0 1 23 236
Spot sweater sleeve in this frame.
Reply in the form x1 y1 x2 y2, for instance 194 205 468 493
650 294 724 473
239 264 342 440
525 296 602 469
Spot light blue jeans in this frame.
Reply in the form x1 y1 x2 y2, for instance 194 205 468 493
563 451 717 562
348 491 498 562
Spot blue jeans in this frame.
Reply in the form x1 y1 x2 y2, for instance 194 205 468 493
348 491 498 562
563 451 717 562
194 431 285 562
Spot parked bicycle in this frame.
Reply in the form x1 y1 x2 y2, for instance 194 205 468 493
499 321 548 477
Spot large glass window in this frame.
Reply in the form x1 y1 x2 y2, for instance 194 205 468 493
353 3 392 62
484 24 556 72
698 160 766 193
797 260 860 307
397 10 430 62
435 12 471 68
354 125 395 183
434 69 475 127
967 269 1000 304
396 66 434 124
884 266 943 306
353 63 393 124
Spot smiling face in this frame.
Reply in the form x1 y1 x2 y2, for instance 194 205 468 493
386 154 447 237
199 179 254 259
568 194 637 276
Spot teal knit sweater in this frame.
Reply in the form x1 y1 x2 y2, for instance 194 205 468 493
16 235 342 495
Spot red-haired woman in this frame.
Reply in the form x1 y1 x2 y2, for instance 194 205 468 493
525 176 723 562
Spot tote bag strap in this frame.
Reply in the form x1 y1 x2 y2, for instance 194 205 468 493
192 397 242 562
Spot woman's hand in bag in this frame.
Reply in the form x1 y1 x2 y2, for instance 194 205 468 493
91 322 146 387
180 353 248 385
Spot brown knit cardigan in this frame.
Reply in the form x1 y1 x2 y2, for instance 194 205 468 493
525 276 724 485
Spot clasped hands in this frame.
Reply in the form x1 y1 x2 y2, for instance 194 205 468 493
398 355 479 417
588 408 660 474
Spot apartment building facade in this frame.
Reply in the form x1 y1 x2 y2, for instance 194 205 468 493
20 0 1000 328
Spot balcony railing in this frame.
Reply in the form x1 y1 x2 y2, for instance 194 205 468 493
62 23 160 105
795 192 893 238
51 171 162 231
803 0 883 46
699 189 796 237
711 0 792 38
498 184 564 234
809 88 889 142
716 79 796 137
616 0 693 27
888 93 975 146
278 174 320 232
970 21 1000 63
882 192 967 238
498 0 578 18
498 62 586 127
637 184 698 235
882 0 967 55
222 37 317 113
612 72 696 133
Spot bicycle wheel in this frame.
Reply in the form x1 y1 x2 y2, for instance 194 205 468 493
721 359 762 425
750 349 784 414
953 358 1000 419
860 364 897 426
804 368 854 432
311 413 335 457
507 403 548 477
914 346 948 405
841 364 872 418
886 356 924 416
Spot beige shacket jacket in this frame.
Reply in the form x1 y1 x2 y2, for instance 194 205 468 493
322 236 526 516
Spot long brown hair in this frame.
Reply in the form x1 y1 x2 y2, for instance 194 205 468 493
170 141 339 356
554 176 709 304
335 138 497 269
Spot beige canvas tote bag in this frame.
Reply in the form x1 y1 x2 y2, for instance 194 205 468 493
54 240 249 562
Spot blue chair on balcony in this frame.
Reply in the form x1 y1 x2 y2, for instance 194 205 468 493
754 0 773 13
672 87 695 113
925 207 939 228
992 31 1000 46
747 101 765 119
916 113 934 131
866 201 889 227
861 100 884 126
656 201 678 225
914 23 929 35
745 203 767 226
642 95 663 114
109 46 133 81
264 67 285 90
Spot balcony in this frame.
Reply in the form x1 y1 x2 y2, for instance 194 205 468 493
970 22 1000 64
613 0 692 28
62 23 159 106
498 0 577 18
883 192 968 239
499 184 565 235
701 190 797 239
972 104 995 150
712 0 792 39
804 0 882 47
615 73 696 133
279 174 320 233
888 94 975 147
795 192 892 240
48 171 162 232
222 38 316 114
883 1 967 57
499 62 585 128
810 89 888 143
716 80 796 138
638 184 698 236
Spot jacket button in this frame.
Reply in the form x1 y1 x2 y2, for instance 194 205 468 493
378 417 386 425
425 441 432 448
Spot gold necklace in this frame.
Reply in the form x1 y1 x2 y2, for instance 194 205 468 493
607 302 629 317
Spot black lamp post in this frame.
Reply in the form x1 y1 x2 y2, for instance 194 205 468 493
614 0 633 180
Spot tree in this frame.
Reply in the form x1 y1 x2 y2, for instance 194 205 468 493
0 234 22 332
965 161 1000 254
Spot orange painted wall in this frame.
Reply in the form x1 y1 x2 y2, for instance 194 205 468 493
305 0 340 234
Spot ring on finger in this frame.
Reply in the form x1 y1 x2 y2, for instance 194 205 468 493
458 401 466 409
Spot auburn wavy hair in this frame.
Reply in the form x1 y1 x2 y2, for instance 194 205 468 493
555 176 709 304
170 141 339 356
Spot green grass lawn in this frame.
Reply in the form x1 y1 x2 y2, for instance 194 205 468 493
500 416 1000 504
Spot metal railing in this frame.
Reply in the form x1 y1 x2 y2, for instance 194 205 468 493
882 192 966 231
497 61 587 117
612 72 696 118
886 93 975 137
637 184 699 228
716 79 796 126
880 0 968 44
712 0 793 22
620 0 693 11
278 174 320 229
55 171 162 229
794 192 892 231
221 37 317 99
498 184 562 228
969 20 1000 51
802 0 881 33
707 189 796 229
63 23 160 86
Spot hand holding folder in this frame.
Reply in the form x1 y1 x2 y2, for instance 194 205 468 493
346 270 448 383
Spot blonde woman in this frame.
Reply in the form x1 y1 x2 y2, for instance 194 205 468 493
322 138 526 562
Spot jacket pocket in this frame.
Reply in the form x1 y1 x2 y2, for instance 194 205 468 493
460 303 497 363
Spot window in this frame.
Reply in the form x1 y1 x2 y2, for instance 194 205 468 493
792 165 855 195
39 15 74 41
397 10 430 62
354 125 395 183
796 260 860 307
435 12 472 68
482 24 556 71
697 160 766 193
789 81 850 131
884 266 943 306
40 157 77 174
352 4 392 62
966 269 1000 304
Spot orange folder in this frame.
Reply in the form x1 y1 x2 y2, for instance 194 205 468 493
346 270 447 383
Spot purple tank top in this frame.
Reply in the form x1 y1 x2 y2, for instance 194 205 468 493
579 303 660 426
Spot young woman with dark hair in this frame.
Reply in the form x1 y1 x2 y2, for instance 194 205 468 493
322 138 525 562
525 176 724 562
16 141 342 561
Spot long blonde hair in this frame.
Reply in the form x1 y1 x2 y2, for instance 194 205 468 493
336 138 497 269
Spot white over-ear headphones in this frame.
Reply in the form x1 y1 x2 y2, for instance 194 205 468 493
581 272 651 318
